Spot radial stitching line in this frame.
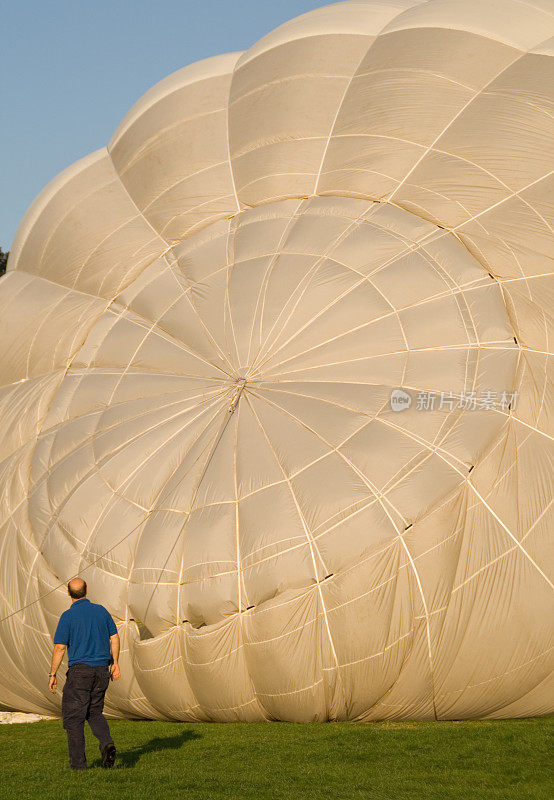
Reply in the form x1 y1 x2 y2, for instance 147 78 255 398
140 248 237 375
224 218 242 368
245 393 348 717
250 202 390 374
253 215 494 376
248 200 410 370
39 411 225 591
258 281 496 377
263 384 471 482
107 301 234 380
33 383 228 501
163 249 238 374
173 397 245 628
38 392 228 575
261 343 515 382
231 400 269 718
29 376 225 458
110 255 235 366
250 222 455 375
245 199 307 366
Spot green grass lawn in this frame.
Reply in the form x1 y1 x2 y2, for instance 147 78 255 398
0 717 551 800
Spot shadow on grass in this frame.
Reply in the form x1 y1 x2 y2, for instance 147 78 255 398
94 729 202 769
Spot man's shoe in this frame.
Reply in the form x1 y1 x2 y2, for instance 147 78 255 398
101 743 116 768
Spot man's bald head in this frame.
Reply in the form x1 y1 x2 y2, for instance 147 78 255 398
68 578 87 600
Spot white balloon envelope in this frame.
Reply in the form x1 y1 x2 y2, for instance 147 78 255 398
0 0 553 721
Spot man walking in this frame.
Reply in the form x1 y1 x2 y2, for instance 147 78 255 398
48 577 120 770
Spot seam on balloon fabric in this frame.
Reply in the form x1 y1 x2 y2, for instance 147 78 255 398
245 199 307 366
245 393 348 716
250 202 390 375
385 46 530 204
231 400 270 718
249 386 440 716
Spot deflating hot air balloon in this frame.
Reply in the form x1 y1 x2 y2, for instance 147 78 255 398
0 0 553 721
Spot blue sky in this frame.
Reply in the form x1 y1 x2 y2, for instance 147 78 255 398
1 0 329 249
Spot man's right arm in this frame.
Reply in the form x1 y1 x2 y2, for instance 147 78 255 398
110 633 121 681
49 613 69 693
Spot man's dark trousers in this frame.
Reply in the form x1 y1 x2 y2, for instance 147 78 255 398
62 663 114 769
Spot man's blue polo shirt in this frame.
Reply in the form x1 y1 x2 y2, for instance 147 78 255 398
54 598 117 667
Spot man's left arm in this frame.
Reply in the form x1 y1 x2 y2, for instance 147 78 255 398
48 644 66 693
106 611 121 681
110 633 121 681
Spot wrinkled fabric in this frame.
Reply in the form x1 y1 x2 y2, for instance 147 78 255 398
0 0 553 721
